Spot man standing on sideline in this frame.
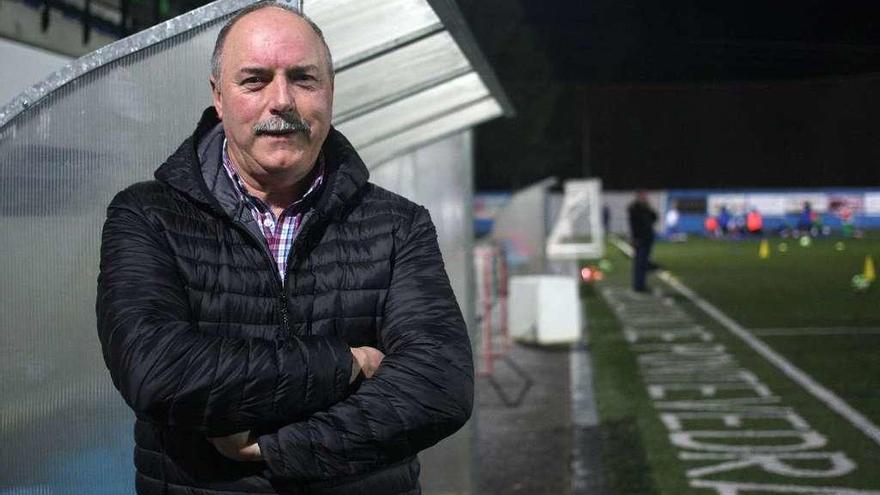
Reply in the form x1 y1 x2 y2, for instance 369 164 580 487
628 190 658 292
96 3 474 494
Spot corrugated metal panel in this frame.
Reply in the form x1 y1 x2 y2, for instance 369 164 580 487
357 97 502 166
336 72 489 149
307 0 441 69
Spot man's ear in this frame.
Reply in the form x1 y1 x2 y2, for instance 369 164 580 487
210 76 223 120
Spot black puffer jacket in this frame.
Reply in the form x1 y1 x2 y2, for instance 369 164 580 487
97 108 474 495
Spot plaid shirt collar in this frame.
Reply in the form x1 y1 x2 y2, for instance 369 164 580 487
220 138 325 279
220 138 325 218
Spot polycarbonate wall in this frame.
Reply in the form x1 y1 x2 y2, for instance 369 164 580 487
490 178 556 275
369 130 476 494
0 10 241 494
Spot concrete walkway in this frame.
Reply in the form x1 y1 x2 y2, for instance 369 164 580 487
477 343 572 494
476 340 612 495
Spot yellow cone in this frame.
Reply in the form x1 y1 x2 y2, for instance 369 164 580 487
759 239 770 259
864 255 876 282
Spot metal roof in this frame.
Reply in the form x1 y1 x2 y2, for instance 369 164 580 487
311 0 512 164
0 0 512 166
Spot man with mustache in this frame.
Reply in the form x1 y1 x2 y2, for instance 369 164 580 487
96 3 474 494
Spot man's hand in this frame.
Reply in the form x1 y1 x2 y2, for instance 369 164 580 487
208 430 262 462
350 346 385 382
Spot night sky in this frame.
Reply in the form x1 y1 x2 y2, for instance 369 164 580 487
458 0 880 190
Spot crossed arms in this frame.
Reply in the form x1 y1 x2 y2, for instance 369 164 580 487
208 345 385 462
96 188 474 481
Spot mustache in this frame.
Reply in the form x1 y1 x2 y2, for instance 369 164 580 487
252 114 311 136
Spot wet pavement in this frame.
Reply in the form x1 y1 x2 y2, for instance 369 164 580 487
476 342 611 495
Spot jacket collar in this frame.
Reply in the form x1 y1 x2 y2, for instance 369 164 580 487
155 107 369 222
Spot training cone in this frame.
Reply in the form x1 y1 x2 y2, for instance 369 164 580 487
864 255 876 282
759 239 770 259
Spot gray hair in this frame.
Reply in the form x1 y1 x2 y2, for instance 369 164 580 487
210 1 334 81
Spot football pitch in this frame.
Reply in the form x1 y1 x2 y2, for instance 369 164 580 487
585 236 880 494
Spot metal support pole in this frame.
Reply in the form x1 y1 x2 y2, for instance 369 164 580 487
153 0 161 25
497 245 510 353
480 248 494 376
82 0 92 44
120 0 129 36
41 0 51 32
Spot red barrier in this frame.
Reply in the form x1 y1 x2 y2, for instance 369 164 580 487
476 244 510 377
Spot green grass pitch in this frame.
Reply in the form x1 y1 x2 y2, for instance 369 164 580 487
652 237 880 427
653 236 880 328
585 236 880 494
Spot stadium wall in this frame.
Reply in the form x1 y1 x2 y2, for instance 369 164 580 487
479 187 880 239
597 188 880 237
666 188 880 235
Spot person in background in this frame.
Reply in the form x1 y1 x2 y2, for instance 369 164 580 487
628 190 658 292
839 204 855 237
717 205 731 236
798 201 814 235
704 215 720 237
664 200 687 242
665 200 680 236
746 207 763 236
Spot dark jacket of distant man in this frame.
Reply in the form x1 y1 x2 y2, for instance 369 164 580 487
627 193 658 291
628 198 657 245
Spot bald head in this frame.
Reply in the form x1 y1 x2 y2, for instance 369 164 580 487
211 2 333 82
208 0 335 202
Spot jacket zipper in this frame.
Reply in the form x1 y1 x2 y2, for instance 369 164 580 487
227 219 290 335
186 157 320 339
284 211 318 336
231 211 319 338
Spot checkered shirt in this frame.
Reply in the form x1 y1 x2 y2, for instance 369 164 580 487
221 140 325 280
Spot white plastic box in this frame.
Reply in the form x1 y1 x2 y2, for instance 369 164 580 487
508 275 582 344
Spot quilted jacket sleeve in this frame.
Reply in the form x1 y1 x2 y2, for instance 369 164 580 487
96 188 353 436
257 206 474 481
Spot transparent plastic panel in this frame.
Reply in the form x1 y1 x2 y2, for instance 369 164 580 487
0 18 224 495
336 72 489 149
333 31 470 121
305 0 441 69
491 178 556 275
369 131 475 495
358 96 502 167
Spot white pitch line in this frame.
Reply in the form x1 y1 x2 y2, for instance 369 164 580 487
608 238 880 448
608 234 634 257
657 270 880 449
690 480 880 495
751 327 880 337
